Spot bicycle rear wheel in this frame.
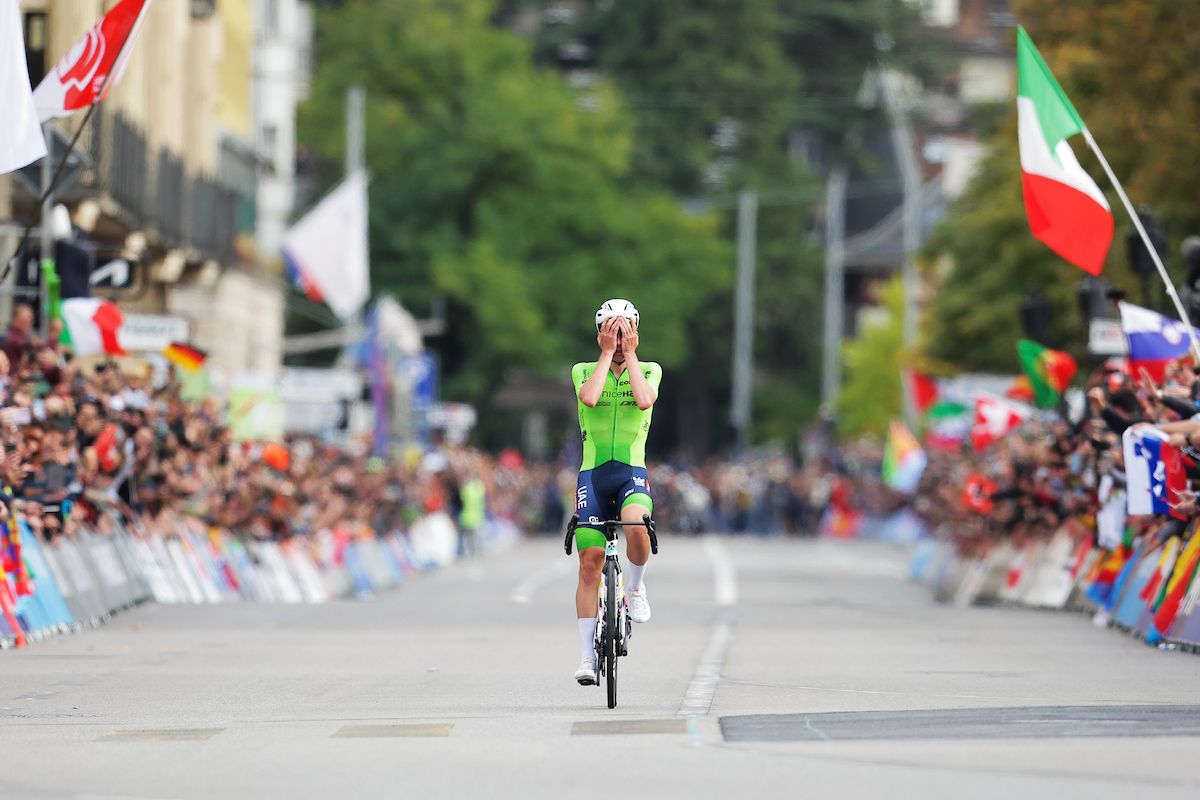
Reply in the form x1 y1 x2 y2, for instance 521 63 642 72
604 559 619 709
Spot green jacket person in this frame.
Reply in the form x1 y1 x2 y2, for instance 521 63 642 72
571 299 661 685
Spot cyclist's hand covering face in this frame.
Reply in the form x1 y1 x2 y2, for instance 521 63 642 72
598 317 619 356
619 318 638 356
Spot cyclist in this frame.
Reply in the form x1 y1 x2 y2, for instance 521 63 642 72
572 299 661 685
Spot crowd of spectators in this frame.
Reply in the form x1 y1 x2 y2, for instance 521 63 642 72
0 302 853 550
910 356 1200 560
0 304 556 550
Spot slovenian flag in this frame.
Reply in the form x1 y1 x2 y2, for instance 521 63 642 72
1118 301 1193 381
1016 26 1113 275
1122 426 1186 517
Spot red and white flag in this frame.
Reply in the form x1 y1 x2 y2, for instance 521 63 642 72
33 0 152 122
1016 26 1113 275
61 298 127 357
970 392 1032 451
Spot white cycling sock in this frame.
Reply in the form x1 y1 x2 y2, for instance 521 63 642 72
627 561 647 593
578 617 597 663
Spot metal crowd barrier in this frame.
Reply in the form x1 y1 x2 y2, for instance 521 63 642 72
911 520 1200 652
0 511 471 649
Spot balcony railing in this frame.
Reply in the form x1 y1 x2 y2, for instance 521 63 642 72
64 109 245 268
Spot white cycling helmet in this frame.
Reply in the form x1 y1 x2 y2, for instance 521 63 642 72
595 298 640 331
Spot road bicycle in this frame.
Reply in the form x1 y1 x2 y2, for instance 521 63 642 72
564 512 658 709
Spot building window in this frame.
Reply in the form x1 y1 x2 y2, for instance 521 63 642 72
24 12 47 86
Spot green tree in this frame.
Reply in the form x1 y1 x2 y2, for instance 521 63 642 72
923 133 1098 370
838 276 904 438
299 0 730 434
578 1 934 449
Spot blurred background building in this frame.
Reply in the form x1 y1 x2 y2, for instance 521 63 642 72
0 0 315 391
841 0 1016 334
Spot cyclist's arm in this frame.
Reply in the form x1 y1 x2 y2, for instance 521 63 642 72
578 352 614 407
579 320 619 407
624 355 659 410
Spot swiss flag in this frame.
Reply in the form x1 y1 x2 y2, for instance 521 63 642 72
970 393 1031 450
33 0 152 122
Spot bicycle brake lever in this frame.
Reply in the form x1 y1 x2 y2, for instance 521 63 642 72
643 513 658 555
564 514 578 555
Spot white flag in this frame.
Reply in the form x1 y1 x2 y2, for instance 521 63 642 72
0 0 47 174
282 171 370 320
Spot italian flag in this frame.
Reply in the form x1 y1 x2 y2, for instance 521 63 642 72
61 298 127 357
1017 26 1113 275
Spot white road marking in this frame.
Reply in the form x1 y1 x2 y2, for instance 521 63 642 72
510 558 574 604
678 535 737 718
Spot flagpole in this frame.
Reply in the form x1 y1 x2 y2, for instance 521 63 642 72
1082 128 1200 362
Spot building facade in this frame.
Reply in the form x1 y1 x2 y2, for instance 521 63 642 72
0 0 312 390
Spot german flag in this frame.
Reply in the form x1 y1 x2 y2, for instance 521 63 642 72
163 342 207 372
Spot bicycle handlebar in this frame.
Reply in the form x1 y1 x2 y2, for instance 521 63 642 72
564 514 658 555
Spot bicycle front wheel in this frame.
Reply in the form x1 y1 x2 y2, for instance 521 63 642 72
604 559 619 709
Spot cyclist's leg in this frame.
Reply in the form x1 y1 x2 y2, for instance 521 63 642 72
574 469 607 660
619 467 654 590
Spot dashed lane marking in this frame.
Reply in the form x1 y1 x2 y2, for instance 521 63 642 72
677 535 737 718
94 728 223 742
571 719 689 735
332 723 454 738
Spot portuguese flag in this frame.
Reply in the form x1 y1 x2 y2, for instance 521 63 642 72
1016 339 1077 408
1017 26 1113 275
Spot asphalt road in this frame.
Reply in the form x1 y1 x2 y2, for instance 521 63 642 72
2 534 1199 800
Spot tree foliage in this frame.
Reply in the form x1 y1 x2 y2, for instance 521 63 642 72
837 277 904 438
299 0 730 415
925 1 1200 372
299 0 940 451
577 0 930 449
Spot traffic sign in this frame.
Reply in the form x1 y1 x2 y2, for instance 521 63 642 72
90 258 133 289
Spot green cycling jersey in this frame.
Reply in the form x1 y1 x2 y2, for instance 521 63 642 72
571 361 663 471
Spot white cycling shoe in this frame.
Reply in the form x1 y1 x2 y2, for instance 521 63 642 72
575 658 598 685
629 587 651 623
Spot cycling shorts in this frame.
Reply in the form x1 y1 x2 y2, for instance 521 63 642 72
574 461 654 550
